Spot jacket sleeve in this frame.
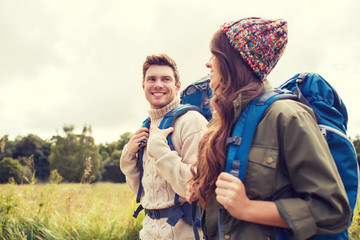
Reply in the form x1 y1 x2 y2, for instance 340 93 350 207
149 111 208 198
275 110 351 240
120 144 140 196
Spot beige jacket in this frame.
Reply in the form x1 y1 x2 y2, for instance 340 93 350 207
120 98 208 240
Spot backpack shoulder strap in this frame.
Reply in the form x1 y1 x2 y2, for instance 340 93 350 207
136 117 150 170
218 90 296 240
133 105 204 222
133 117 151 217
159 104 204 150
226 90 296 180
159 104 204 128
160 104 203 235
136 117 151 170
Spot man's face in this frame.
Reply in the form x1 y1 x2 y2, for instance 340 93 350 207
142 65 181 109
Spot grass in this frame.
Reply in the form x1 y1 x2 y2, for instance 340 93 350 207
0 183 359 239
349 206 360 239
0 183 143 240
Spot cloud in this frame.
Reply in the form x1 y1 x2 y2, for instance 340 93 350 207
1 0 359 143
0 1 62 83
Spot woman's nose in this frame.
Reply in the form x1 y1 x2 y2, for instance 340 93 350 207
205 60 211 68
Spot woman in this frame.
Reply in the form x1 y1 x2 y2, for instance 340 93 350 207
187 17 350 240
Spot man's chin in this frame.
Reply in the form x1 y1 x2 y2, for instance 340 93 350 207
150 101 167 109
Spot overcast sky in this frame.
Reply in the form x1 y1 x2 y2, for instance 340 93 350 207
1 0 359 144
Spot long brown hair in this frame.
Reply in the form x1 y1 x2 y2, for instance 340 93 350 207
191 30 266 208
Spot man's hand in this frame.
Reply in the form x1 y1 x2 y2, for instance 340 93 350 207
186 180 198 203
147 127 174 159
127 127 149 153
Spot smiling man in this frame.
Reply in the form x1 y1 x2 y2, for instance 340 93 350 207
120 54 208 239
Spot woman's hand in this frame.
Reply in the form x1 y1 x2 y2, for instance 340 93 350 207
215 172 289 228
126 127 149 153
215 172 250 220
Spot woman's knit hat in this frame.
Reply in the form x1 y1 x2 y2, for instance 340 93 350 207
221 17 288 80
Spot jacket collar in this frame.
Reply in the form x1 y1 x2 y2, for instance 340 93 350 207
148 98 180 121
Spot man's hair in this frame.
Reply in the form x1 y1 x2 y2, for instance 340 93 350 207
142 54 180 84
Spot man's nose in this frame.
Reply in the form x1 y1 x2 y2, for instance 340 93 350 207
154 79 163 88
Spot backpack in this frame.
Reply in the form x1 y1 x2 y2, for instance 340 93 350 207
133 104 203 240
180 75 213 121
221 72 358 240
279 73 358 240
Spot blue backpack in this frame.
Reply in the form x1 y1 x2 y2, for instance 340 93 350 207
221 73 358 240
133 105 203 240
180 75 213 121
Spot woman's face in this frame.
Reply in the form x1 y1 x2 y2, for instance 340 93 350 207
206 54 221 89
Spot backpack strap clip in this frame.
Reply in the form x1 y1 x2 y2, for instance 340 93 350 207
133 204 144 218
226 136 242 146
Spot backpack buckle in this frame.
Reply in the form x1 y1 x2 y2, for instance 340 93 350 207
146 209 161 219
227 136 242 145
154 210 160 218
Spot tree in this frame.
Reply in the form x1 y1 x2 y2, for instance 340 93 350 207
99 132 131 183
117 132 132 150
13 134 51 181
49 125 101 182
101 150 126 182
354 135 360 163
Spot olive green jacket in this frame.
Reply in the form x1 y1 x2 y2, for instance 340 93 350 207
202 83 351 240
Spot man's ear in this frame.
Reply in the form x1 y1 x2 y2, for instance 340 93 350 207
176 81 181 91
142 81 145 90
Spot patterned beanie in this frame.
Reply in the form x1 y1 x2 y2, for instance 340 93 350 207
221 17 288 80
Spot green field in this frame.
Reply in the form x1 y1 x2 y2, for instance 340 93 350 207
0 183 143 240
0 183 359 239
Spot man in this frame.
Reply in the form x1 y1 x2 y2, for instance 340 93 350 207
120 54 207 239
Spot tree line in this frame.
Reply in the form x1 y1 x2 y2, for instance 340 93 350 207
0 124 131 184
1 124 360 184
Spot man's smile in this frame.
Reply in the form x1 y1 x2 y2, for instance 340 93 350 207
152 92 166 96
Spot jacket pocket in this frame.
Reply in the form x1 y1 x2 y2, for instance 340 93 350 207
245 145 279 199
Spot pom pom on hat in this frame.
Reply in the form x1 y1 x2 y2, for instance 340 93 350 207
221 17 288 80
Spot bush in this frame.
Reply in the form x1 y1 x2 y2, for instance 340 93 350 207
0 157 23 183
49 169 63 184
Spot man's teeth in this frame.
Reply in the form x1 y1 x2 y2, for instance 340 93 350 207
153 93 165 96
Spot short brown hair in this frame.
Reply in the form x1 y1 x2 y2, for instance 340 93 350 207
142 54 180 84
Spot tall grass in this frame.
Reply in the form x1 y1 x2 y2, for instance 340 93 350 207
349 206 360 239
1 183 359 239
0 183 143 240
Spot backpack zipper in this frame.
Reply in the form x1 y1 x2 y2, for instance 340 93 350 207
318 124 356 152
